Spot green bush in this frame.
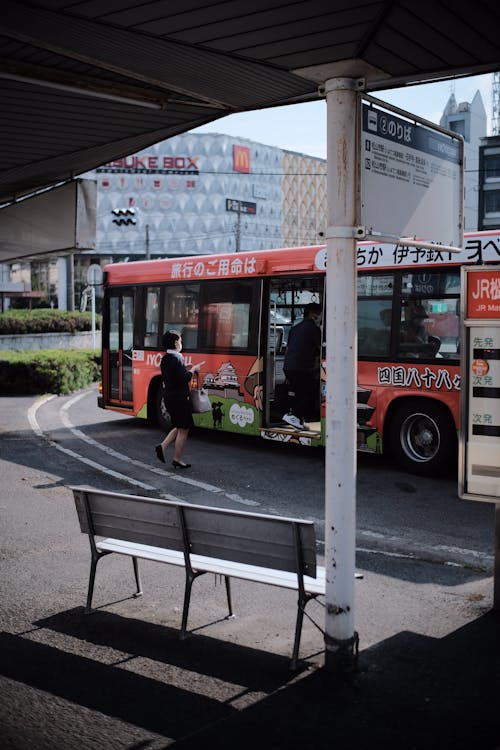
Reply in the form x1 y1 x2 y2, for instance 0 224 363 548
0 350 101 395
0 309 102 335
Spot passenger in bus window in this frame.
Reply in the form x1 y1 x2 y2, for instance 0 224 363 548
282 302 322 430
155 330 200 469
399 302 440 357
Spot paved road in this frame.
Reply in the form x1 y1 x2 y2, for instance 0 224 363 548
22 386 498 571
1 391 499 749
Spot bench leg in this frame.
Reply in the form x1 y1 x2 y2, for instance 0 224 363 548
224 576 234 618
85 556 98 613
180 571 196 639
291 596 306 671
180 569 208 638
132 557 143 597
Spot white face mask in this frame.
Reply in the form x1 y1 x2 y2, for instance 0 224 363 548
177 341 182 352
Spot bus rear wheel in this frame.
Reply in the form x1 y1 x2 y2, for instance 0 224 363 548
386 399 456 476
153 382 172 433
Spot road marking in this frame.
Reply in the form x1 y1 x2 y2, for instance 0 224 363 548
28 392 259 507
28 392 493 568
316 536 494 570
27 395 179 496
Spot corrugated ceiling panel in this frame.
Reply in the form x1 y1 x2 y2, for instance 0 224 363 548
1 0 500 211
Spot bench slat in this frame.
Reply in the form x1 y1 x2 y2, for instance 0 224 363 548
183 506 317 577
73 486 317 578
97 538 326 595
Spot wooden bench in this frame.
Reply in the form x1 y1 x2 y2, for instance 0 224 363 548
71 485 326 669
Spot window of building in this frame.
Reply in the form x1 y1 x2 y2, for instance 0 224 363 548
449 119 465 137
485 190 500 213
485 155 500 179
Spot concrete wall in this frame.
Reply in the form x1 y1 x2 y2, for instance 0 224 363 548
0 331 101 350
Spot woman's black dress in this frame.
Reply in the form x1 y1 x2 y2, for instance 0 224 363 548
160 352 194 429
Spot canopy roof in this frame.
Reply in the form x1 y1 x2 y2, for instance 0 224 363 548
2 1 500 207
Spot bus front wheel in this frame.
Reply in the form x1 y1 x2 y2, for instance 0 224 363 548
386 399 456 476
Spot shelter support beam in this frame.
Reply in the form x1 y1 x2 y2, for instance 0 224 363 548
323 78 359 672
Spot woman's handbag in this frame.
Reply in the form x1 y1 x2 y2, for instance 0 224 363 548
190 374 211 413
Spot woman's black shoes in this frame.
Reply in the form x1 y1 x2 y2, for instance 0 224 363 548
156 446 190 468
172 460 191 469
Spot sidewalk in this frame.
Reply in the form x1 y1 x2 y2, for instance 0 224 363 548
1 398 499 749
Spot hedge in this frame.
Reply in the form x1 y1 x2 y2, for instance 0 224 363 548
0 350 101 395
0 309 102 335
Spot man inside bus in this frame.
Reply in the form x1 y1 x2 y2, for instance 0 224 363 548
399 302 440 357
282 302 322 430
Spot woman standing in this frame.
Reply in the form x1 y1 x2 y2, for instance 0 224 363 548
155 329 199 469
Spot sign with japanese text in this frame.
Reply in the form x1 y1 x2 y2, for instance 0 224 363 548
466 269 500 318
360 99 463 249
459 266 500 502
357 232 500 270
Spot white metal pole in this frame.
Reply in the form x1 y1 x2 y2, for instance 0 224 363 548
323 77 359 672
91 285 96 349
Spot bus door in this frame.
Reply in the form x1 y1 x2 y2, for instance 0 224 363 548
105 289 134 406
265 277 324 427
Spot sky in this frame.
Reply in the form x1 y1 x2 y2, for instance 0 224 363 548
191 73 494 160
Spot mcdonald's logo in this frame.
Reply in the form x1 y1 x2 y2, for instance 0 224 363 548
233 145 250 173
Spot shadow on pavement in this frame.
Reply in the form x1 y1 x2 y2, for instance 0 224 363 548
166 610 500 750
0 630 232 740
2 609 499 748
33 607 296 692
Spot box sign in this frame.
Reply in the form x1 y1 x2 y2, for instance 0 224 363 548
459 266 500 502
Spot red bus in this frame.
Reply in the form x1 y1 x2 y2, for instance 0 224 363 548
98 230 500 475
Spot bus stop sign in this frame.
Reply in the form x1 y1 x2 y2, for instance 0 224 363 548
459 266 500 501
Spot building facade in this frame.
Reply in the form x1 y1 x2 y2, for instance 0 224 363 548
478 134 500 231
440 90 487 232
7 133 326 310
85 132 326 260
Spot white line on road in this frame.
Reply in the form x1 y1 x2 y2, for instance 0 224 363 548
28 392 492 568
27 395 178 496
28 392 259 506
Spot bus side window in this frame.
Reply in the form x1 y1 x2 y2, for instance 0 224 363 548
200 280 257 351
163 284 199 350
144 287 160 348
399 298 460 359
358 300 391 357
